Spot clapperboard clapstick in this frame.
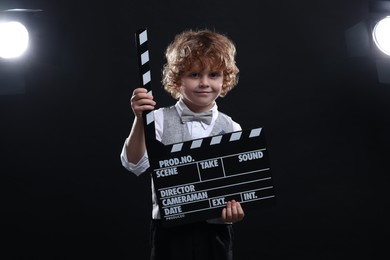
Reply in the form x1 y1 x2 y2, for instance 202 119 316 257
135 28 276 227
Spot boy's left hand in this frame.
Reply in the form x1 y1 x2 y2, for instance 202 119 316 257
221 200 245 223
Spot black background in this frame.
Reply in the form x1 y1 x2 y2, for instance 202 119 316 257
1 0 389 259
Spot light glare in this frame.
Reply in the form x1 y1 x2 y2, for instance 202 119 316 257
0 21 29 59
372 16 390 56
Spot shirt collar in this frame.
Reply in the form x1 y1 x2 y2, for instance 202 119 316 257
175 98 218 127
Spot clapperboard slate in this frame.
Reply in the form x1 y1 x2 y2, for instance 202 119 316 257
135 28 276 227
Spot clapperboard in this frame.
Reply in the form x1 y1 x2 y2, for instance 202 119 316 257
135 28 276 227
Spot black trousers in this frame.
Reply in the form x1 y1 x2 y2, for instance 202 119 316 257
150 220 234 260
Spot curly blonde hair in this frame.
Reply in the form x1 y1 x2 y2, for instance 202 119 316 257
162 29 239 100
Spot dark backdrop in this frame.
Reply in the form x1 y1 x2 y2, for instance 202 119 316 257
1 0 389 259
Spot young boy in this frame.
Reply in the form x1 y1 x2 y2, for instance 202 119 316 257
120 28 245 260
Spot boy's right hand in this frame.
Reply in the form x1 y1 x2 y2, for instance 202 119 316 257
131 88 156 118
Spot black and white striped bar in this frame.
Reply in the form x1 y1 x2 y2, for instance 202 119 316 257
135 28 155 126
171 128 262 153
134 28 276 227
135 28 159 153
135 28 152 92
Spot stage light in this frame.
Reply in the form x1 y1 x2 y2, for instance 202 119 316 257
0 8 43 95
0 9 42 60
345 1 390 84
0 21 29 59
372 16 390 56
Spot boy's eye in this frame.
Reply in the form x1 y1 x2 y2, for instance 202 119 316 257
186 71 222 78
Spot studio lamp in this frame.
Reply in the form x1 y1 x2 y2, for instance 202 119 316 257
370 1 390 57
0 8 42 95
0 9 42 60
0 20 29 59
345 0 390 84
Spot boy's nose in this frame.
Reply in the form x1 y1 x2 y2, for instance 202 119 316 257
199 76 209 87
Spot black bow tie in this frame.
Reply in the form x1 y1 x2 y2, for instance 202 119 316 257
180 108 213 125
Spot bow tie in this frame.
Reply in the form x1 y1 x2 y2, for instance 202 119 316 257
180 108 213 125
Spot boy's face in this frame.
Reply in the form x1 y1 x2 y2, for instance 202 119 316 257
180 65 223 113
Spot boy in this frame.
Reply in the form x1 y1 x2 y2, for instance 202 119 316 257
120 28 245 260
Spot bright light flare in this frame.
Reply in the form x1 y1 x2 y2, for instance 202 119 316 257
0 21 29 59
372 16 390 56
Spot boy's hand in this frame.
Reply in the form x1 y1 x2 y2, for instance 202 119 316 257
221 200 245 223
131 88 156 118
